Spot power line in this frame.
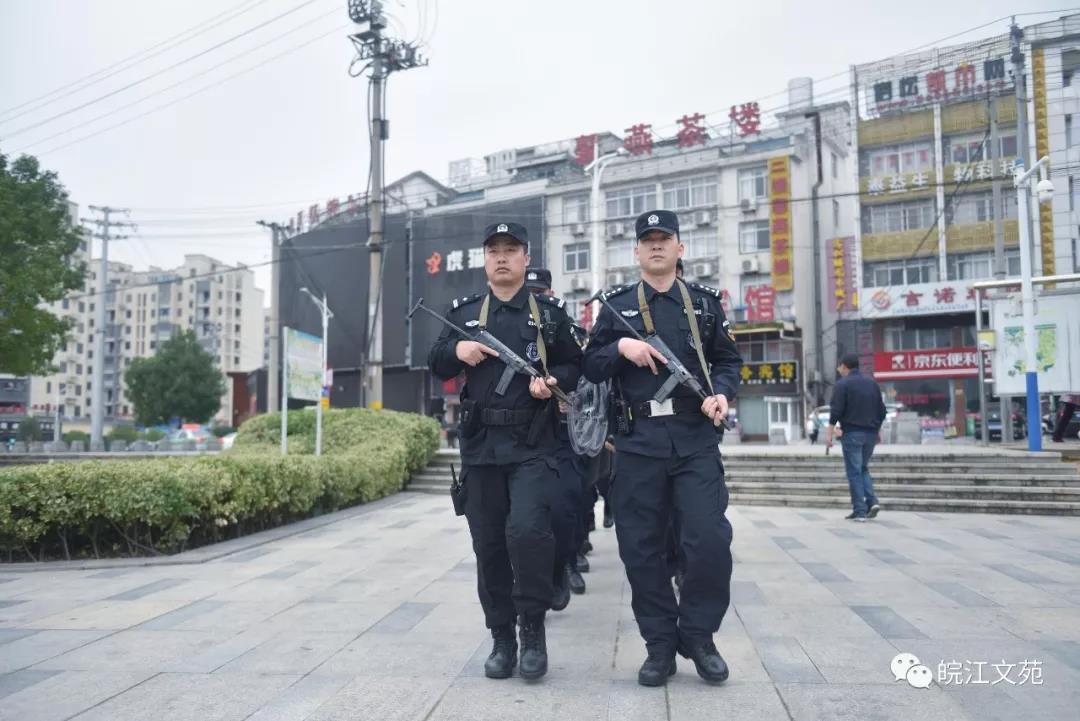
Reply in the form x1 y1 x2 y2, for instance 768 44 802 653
1 0 329 140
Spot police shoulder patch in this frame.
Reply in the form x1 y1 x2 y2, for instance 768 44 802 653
601 284 633 301
451 293 483 310
536 293 566 310
689 282 721 298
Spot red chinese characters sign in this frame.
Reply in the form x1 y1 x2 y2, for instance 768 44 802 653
744 285 776 323
827 236 858 312
873 347 990 380
729 102 761 136
768 157 793 291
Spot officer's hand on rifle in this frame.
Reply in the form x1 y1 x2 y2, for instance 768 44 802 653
529 375 559 400
455 340 499 367
617 338 668 375
701 394 729 424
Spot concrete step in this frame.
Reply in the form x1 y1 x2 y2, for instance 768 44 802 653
727 472 1080 485
726 482 1080 502
409 483 450 495
722 461 1078 475
729 493 1080 516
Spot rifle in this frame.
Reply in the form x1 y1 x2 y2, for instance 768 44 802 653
589 289 722 426
409 298 570 403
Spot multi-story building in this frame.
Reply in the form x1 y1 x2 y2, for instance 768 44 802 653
841 19 1079 437
28 253 265 429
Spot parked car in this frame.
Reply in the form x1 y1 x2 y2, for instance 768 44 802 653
168 427 216 451
971 408 1027 441
220 432 238 450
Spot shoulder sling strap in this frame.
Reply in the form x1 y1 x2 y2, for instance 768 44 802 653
636 280 715 396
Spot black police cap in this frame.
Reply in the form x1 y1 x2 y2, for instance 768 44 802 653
635 209 680 239
483 221 529 249
525 268 552 290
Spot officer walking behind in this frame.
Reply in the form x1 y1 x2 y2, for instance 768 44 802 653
584 210 742 687
825 353 886 521
427 223 583 681
525 268 587 604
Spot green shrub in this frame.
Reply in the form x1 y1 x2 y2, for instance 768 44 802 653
0 408 439 561
106 425 139 444
210 425 236 438
62 430 90 445
17 418 42 442
141 429 166 442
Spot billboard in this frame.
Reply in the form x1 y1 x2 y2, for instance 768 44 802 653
860 280 977 319
285 327 322 402
990 293 1080 395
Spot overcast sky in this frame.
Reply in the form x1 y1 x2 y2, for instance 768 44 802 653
0 0 1073 301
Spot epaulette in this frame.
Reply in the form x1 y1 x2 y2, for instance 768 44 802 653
451 293 483 310
600 284 633 301
689 281 721 298
535 293 566 310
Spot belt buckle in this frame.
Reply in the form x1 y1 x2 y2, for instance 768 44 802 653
647 399 674 417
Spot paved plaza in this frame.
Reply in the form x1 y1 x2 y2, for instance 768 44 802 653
1 491 1080 720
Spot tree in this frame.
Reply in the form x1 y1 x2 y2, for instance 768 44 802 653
17 417 42 442
0 152 86 376
124 330 225 426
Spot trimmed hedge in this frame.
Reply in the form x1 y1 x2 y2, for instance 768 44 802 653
0 408 439 561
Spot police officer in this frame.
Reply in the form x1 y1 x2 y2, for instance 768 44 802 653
583 209 741 687
428 223 582 682
524 267 587 606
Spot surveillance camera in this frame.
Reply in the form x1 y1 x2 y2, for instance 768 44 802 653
1036 178 1055 203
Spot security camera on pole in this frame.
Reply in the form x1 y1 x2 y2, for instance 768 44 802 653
1014 156 1055 452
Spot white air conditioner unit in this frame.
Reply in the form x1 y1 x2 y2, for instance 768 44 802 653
692 261 716 278
569 276 589 291
607 271 626 286
741 257 760 273
607 222 627 238
570 223 587 237
695 210 715 226
739 197 757 213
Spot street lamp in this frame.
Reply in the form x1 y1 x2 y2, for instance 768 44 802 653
300 287 334 456
585 144 628 305
1014 156 1053 452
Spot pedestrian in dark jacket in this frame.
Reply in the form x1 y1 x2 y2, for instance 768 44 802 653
826 354 886 522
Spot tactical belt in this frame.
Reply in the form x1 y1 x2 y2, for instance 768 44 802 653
634 397 701 419
480 408 535 426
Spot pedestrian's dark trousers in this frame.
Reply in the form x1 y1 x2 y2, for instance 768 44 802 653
551 444 586 578
463 458 557 627
1053 401 1077 441
612 446 733 655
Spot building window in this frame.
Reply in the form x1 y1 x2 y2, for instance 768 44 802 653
661 175 718 210
946 192 1018 225
946 249 1022 280
235 292 241 303
606 239 634 268
737 165 768 202
866 141 934 175
60 362 67 373
945 132 1018 164
563 194 590 224
89 303 95 312
861 199 937 234
605 184 656 218
832 200 840 230
883 324 953 351
234 340 240 350
233 356 240 366
563 242 590 273
62 299 69 310
78 302 85 313
681 228 720 260
739 220 770 253
831 151 839 179
124 341 131 350
46 381 52 393
150 340 156 350
736 338 797 363
862 257 939 287
235 324 241 333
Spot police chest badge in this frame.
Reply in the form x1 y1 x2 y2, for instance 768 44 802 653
526 342 540 362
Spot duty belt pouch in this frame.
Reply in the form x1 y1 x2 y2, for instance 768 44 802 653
525 399 555 448
459 399 481 438
449 464 467 516
611 378 633 435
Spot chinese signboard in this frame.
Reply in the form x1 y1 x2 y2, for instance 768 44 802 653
743 285 776 323
872 347 985 380
738 361 799 392
729 102 761 137
768 157 793 291
1032 48 1056 278
827 236 858 312
859 35 1013 117
285 327 323 401
860 280 978 319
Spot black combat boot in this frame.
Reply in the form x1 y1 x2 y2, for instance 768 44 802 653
677 636 729 684
638 650 677 687
567 563 586 594
551 566 571 612
603 501 614 528
574 551 590 573
518 614 548 680
484 624 517 679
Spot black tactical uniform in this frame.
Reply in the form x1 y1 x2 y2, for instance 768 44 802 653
428 224 582 681
583 209 742 686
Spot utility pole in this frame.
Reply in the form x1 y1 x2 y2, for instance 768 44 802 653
805 111 826 407
82 205 133 449
585 142 625 310
257 220 286 413
989 98 1006 278
347 0 427 410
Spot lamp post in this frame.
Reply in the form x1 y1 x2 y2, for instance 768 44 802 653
1014 155 1054 452
300 287 333 457
585 144 627 305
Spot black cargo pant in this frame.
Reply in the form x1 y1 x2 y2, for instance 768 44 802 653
463 457 557 627
551 442 586 580
612 446 733 655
